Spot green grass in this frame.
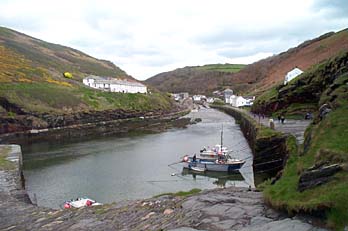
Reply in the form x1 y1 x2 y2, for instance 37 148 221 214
263 108 348 230
153 188 202 198
195 64 246 73
0 82 173 114
0 146 16 170
254 54 348 228
256 126 282 139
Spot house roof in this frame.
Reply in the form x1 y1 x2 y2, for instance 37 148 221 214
285 67 303 79
84 75 146 87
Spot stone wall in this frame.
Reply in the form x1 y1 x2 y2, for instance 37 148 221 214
211 105 288 175
0 110 190 144
0 145 30 203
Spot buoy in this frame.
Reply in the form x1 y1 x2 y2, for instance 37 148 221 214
183 156 189 162
64 203 71 209
63 72 73 78
171 173 176 176
86 200 92 206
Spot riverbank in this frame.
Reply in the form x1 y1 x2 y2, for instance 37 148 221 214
0 145 325 231
0 109 190 144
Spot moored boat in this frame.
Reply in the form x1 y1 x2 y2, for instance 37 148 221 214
199 144 229 161
182 156 245 172
63 197 102 209
181 125 245 172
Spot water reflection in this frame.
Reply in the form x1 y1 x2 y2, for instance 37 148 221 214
181 168 244 188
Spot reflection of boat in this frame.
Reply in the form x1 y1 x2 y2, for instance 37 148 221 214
181 168 244 187
63 197 102 209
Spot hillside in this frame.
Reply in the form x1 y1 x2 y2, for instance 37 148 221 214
253 52 348 229
0 27 176 134
146 29 348 95
0 26 129 82
145 64 246 95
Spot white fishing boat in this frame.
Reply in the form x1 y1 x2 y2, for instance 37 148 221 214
182 156 245 172
181 125 245 172
63 197 102 209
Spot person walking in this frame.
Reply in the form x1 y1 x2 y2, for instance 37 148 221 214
281 115 285 124
269 118 275 129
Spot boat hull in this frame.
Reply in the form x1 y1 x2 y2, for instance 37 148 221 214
182 159 244 172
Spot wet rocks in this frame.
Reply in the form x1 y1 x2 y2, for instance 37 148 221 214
298 164 342 192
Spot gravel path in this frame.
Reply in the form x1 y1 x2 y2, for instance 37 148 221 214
250 114 311 144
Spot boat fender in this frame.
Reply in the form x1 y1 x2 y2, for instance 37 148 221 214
86 200 92 206
183 156 189 162
64 203 71 209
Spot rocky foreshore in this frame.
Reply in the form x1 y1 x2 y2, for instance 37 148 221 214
1 186 327 231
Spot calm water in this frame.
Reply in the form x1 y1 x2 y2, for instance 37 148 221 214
23 108 254 208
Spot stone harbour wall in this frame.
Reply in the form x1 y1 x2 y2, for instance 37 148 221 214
211 105 289 175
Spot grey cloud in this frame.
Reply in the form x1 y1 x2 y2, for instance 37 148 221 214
311 0 348 18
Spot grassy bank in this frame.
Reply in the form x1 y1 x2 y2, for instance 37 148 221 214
153 188 202 198
263 108 348 229
195 64 246 73
0 82 173 114
259 52 348 229
0 146 16 170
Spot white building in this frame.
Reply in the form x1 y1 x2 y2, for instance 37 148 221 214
230 95 248 107
83 75 147 94
224 89 234 104
172 92 189 101
192 95 206 102
244 96 255 106
207 97 215 103
284 67 303 85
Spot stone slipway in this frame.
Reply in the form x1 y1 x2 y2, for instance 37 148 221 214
0 145 327 231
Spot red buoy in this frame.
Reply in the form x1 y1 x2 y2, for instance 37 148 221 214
86 200 92 206
64 203 71 209
183 156 189 162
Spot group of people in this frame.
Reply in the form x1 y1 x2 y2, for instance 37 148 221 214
277 115 286 124
269 115 286 129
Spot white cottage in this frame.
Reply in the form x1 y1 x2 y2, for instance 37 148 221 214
230 95 248 107
284 67 303 85
83 75 147 94
192 95 206 102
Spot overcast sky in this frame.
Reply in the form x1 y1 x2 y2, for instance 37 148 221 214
0 0 347 80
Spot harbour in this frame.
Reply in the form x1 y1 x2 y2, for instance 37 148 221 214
22 108 254 208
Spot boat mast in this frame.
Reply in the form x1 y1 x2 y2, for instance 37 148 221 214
221 124 223 147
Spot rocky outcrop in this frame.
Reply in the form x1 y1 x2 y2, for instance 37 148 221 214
0 110 190 144
0 106 183 134
298 164 342 192
252 51 348 116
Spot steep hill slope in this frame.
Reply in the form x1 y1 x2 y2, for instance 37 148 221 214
0 27 176 134
145 64 245 95
146 29 348 95
0 26 129 82
254 52 348 229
